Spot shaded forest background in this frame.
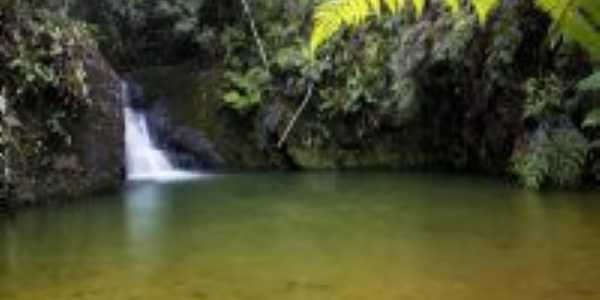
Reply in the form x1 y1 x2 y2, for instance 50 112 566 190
1 0 600 207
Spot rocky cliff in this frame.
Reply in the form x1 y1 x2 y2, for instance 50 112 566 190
1 5 125 206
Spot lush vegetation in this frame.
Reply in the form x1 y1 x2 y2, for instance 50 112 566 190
309 0 600 59
1 0 100 202
304 0 600 189
2 0 599 196
2 1 95 150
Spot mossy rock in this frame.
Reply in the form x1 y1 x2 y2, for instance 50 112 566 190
132 64 277 169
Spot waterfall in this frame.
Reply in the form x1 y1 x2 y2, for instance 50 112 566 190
122 82 199 182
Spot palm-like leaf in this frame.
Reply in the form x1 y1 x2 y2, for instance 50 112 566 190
536 0 600 58
309 0 600 59
309 0 500 56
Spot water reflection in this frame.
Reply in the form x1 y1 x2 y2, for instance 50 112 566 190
124 183 168 273
0 174 599 300
0 219 18 274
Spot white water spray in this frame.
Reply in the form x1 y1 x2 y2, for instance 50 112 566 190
122 82 199 182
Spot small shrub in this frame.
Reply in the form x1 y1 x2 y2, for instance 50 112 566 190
512 126 588 190
577 70 600 182
523 75 565 121
223 67 270 111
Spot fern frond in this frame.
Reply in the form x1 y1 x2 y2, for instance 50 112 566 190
446 0 461 14
413 0 427 17
471 0 498 25
513 127 588 189
309 0 600 59
309 0 500 56
536 0 600 59
309 0 403 55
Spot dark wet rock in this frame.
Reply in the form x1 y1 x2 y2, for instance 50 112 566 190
165 126 224 170
260 101 286 147
124 80 148 109
141 96 224 170
72 46 125 191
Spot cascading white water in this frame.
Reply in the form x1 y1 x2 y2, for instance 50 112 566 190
122 82 199 182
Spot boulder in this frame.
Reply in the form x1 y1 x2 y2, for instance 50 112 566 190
9 46 125 205
165 126 224 170
144 99 224 170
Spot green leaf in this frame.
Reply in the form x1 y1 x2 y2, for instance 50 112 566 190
537 0 600 60
223 91 243 106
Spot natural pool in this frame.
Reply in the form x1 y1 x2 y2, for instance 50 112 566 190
1 173 600 300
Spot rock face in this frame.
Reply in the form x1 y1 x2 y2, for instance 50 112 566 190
143 96 225 170
9 47 125 205
71 47 125 193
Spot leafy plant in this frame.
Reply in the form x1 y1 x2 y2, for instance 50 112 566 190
309 0 600 59
512 127 588 190
1 2 94 148
576 71 600 130
310 0 483 56
515 70 600 188
536 0 600 58
223 67 270 111
523 75 565 121
512 71 600 189
576 70 600 181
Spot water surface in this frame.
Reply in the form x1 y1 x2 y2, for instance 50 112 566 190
1 173 600 300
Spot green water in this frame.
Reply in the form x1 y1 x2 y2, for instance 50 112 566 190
1 173 600 300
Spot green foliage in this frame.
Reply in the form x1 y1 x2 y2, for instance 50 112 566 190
317 23 393 114
1 2 94 147
576 70 600 182
523 75 565 120
576 70 600 132
513 127 588 190
309 0 500 56
2 5 93 102
223 68 270 111
217 1 325 113
309 0 600 59
514 70 600 189
63 0 210 66
536 0 600 59
219 26 252 68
